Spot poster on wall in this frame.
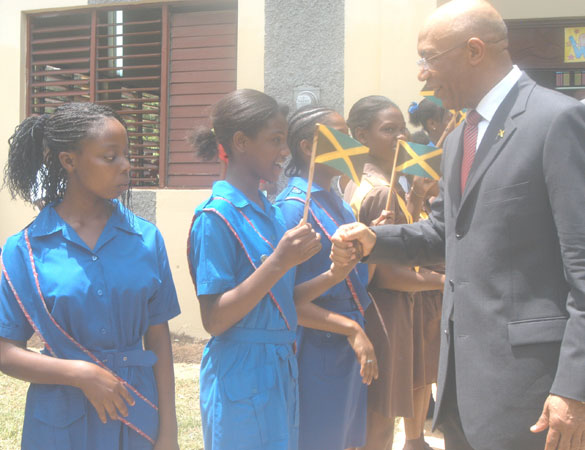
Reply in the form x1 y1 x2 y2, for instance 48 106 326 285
565 27 585 63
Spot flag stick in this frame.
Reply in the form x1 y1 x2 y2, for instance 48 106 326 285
436 113 458 148
384 139 402 211
301 124 320 224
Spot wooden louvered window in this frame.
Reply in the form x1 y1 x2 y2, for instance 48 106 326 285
95 7 164 187
167 9 237 187
27 2 237 189
28 12 93 110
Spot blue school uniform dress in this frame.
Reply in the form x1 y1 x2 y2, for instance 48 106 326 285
275 177 371 450
188 180 299 450
0 201 180 450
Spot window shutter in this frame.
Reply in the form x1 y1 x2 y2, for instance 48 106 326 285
28 11 93 114
95 7 164 187
27 3 237 189
168 9 237 188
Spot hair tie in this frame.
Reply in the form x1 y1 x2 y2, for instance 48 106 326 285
408 102 419 114
211 128 228 163
218 143 228 163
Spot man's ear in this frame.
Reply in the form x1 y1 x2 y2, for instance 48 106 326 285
467 37 486 66
58 151 76 175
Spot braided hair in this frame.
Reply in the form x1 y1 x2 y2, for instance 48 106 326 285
284 105 337 177
4 103 127 208
188 89 288 162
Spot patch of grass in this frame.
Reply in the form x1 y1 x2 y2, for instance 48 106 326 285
175 363 204 450
0 363 203 450
0 372 27 450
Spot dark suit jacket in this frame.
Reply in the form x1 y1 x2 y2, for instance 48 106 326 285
369 73 585 450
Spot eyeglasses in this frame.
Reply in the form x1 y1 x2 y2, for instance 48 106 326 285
417 38 506 72
416 41 468 72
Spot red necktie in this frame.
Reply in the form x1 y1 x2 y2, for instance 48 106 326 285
460 110 482 193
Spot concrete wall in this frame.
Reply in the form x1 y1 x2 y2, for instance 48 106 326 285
237 0 264 91
264 0 345 114
436 0 585 20
344 0 436 119
488 0 585 20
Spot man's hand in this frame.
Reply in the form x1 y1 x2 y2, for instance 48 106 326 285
332 223 377 259
531 394 585 450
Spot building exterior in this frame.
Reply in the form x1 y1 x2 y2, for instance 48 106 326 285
1 0 584 338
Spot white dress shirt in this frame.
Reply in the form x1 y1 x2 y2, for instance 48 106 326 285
474 65 522 150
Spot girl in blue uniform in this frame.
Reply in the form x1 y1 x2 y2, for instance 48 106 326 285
0 103 181 450
188 90 357 450
274 106 379 450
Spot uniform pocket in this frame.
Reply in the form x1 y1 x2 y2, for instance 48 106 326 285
24 385 86 450
223 365 281 449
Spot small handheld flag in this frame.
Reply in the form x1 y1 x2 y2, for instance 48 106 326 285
454 109 468 126
301 124 369 223
420 90 466 128
395 140 443 180
313 124 370 184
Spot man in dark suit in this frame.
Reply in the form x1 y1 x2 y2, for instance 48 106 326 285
332 1 585 449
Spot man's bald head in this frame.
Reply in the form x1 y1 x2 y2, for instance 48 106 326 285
416 0 513 110
421 0 508 45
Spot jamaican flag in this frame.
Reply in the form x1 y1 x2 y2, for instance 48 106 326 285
395 140 442 180
454 109 468 126
421 90 468 126
314 123 369 184
420 90 444 108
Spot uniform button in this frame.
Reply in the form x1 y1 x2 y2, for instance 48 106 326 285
455 233 463 239
92 255 98 261
97 289 103 296
100 328 107 334
444 329 449 336
325 332 331 338
251 388 258 394
449 279 455 291
123 356 128 361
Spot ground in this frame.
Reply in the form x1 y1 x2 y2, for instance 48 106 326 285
169 333 208 364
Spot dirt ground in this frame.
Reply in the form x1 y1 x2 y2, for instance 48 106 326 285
27 332 208 365
170 333 208 364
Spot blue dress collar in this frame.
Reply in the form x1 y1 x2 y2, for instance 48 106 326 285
212 180 275 217
28 200 142 240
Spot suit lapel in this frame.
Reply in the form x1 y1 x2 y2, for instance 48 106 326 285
457 74 535 212
446 124 465 211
